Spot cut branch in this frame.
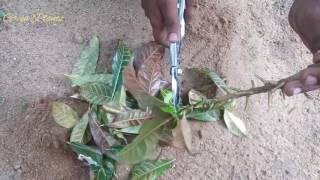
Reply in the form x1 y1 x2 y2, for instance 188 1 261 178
216 71 320 102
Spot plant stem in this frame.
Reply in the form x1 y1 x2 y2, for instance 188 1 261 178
216 71 320 102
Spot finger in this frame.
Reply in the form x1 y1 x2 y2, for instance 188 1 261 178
300 67 320 85
313 50 320 64
185 0 194 23
147 4 167 45
159 0 179 43
283 80 303 96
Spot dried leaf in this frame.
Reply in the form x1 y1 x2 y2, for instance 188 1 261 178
111 41 132 100
223 110 247 136
80 83 112 105
70 111 91 144
72 36 100 76
135 42 168 96
171 113 192 152
67 74 113 87
131 159 175 180
117 118 170 164
108 109 153 129
88 112 119 152
52 102 79 128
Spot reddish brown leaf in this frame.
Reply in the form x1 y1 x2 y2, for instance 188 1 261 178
88 112 119 151
130 42 169 96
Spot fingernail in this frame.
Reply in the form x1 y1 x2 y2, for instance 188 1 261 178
305 76 318 86
292 88 302 95
169 33 178 42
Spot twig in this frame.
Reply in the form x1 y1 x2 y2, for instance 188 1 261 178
216 71 320 102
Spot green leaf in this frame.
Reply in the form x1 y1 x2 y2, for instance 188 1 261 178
70 111 91 144
118 125 142 134
161 89 173 104
111 41 132 100
19 98 29 112
187 109 221 122
0 10 5 22
0 10 5 17
117 118 169 164
80 83 112 105
0 96 5 106
107 109 153 129
223 110 247 136
67 74 113 87
131 159 175 180
52 102 79 128
72 36 100 76
69 142 103 166
196 69 229 94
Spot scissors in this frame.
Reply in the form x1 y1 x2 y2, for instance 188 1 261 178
169 0 186 108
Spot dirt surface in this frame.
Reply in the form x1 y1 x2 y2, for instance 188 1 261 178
1 0 320 180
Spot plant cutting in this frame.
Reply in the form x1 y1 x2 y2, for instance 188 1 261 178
51 36 307 179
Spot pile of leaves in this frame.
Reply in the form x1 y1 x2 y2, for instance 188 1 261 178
51 36 247 179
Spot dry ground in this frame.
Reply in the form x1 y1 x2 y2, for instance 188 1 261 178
1 0 320 179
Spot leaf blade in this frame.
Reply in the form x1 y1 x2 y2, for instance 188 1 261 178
51 102 79 128
223 110 247 136
117 118 170 164
80 83 113 105
72 36 100 76
70 111 91 144
111 41 132 100
88 112 119 152
131 159 175 180
67 74 113 87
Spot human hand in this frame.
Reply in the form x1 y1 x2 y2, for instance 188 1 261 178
141 0 193 46
284 0 320 96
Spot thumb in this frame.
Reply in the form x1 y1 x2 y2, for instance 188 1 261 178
313 50 320 64
159 0 179 43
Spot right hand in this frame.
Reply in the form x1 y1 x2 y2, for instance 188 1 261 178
283 0 320 96
141 0 194 46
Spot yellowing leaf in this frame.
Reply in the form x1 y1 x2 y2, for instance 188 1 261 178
51 102 79 128
223 110 247 136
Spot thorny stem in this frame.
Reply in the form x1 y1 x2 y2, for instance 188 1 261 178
216 70 320 102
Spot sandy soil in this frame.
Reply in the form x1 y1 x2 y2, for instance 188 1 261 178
1 0 320 179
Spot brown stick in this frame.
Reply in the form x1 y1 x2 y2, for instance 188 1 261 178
217 71 320 102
